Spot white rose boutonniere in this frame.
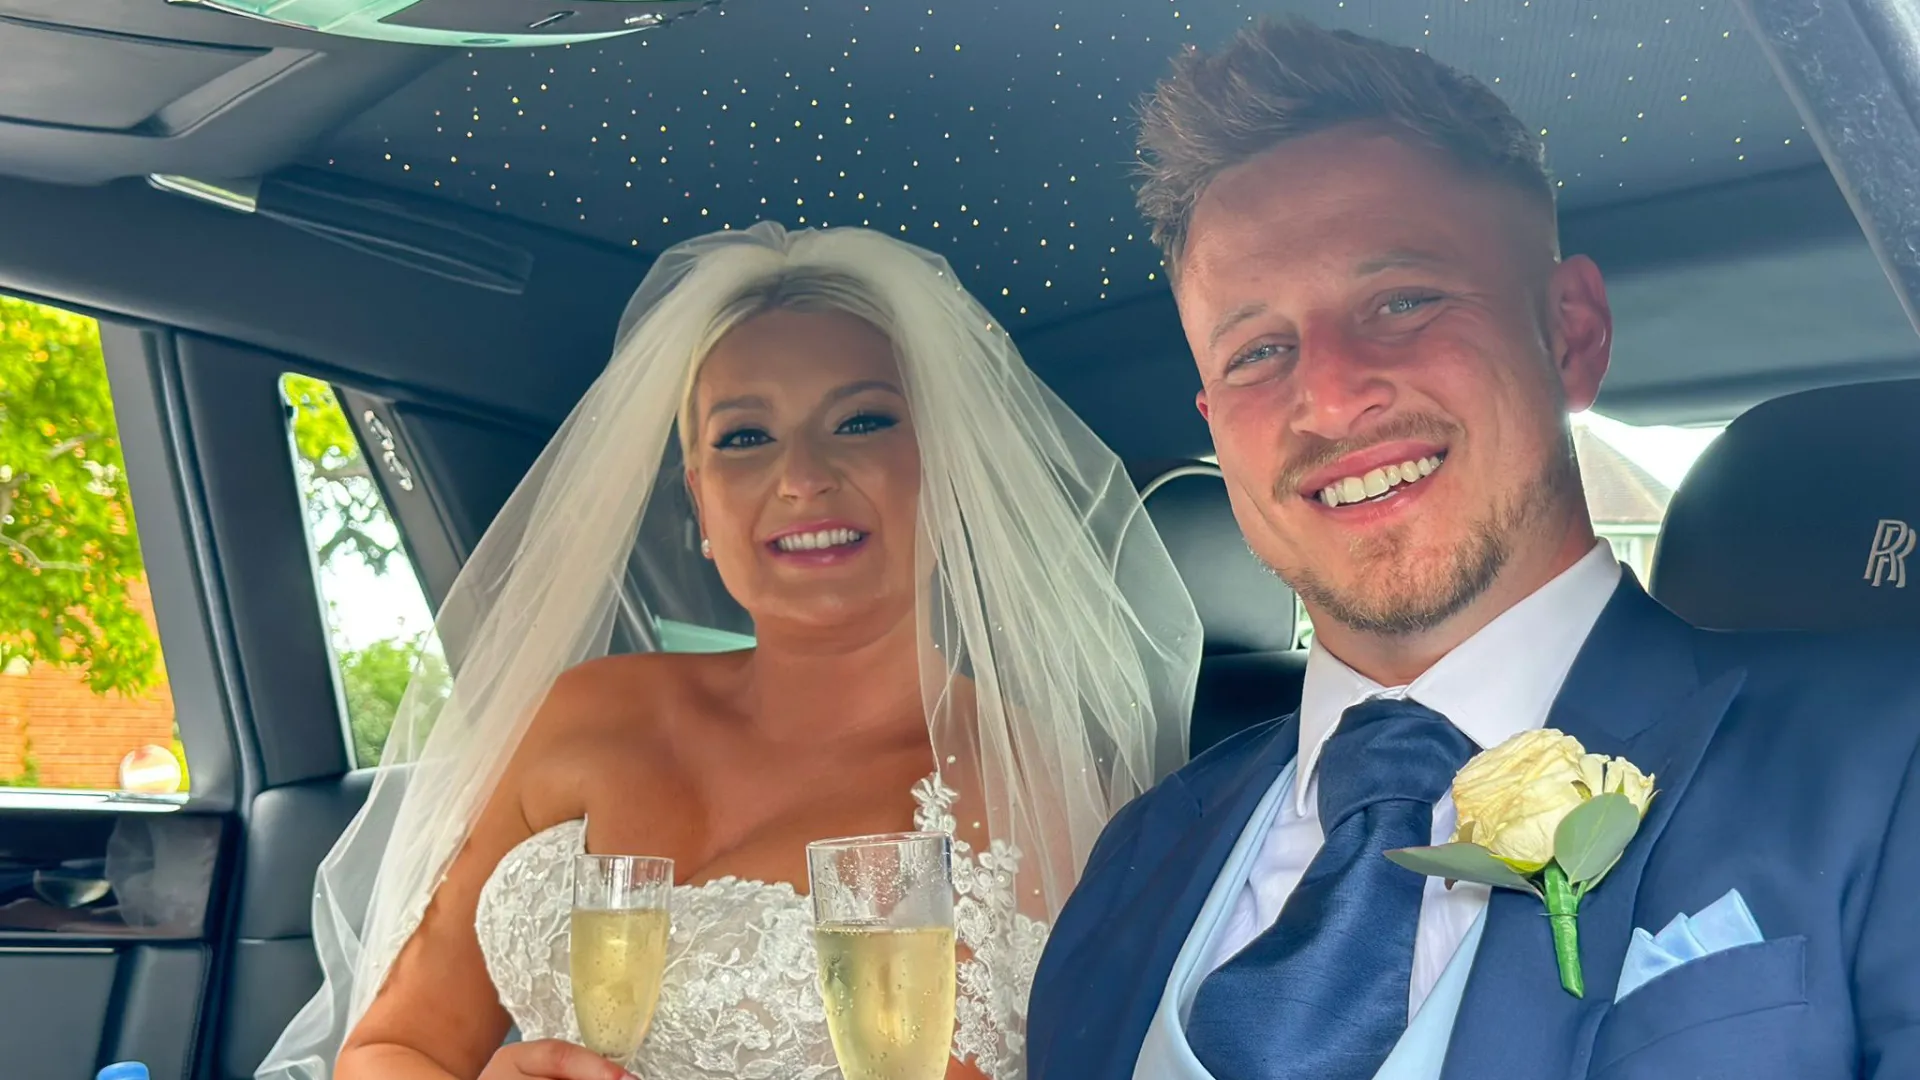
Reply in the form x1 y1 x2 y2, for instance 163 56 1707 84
1386 729 1656 997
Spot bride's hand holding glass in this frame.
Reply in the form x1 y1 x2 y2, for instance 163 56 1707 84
476 851 671 1080
477 1039 638 1080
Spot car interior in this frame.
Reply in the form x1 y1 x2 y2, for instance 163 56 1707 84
1 0 1917 1077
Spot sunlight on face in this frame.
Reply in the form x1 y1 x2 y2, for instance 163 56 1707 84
687 308 921 635
1177 127 1609 639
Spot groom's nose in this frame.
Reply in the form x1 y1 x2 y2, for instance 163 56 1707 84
1288 327 1397 444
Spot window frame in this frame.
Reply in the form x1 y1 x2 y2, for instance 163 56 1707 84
0 303 241 812
279 372 445 772
332 386 466 613
167 333 353 791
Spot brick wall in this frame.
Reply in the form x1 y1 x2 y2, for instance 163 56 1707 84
0 578 178 790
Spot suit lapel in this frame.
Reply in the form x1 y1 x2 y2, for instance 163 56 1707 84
1047 716 1300 1080
1441 580 1746 1080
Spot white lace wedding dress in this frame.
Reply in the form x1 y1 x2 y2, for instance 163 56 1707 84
474 776 1042 1080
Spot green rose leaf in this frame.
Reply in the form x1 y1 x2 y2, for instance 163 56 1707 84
1386 843 1539 893
1553 793 1642 886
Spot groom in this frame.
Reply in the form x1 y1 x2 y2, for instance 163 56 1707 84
1029 18 1920 1080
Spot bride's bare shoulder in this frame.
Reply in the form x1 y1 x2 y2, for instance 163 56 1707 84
509 650 749 824
530 650 750 736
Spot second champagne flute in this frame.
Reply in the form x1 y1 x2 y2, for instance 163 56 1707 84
570 853 673 1063
807 831 956 1080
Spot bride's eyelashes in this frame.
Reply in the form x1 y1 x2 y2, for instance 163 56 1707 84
713 425 772 451
835 411 898 436
712 411 898 451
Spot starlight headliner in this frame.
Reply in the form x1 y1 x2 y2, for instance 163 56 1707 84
309 0 1819 330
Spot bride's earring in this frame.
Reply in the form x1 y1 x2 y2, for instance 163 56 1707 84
700 537 712 559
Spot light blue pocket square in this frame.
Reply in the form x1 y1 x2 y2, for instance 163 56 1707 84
1614 888 1765 1003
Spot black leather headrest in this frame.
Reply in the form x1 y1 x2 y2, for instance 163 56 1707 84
1651 378 1920 632
1140 463 1297 654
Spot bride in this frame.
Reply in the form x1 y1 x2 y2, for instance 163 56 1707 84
256 223 1200 1080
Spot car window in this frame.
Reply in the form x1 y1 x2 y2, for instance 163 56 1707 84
280 374 443 769
657 619 755 652
1290 411 1728 650
1572 411 1726 583
0 295 186 798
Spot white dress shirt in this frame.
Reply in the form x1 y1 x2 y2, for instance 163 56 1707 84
1200 542 1623 1016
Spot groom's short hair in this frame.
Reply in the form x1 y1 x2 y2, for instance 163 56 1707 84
1136 18 1555 270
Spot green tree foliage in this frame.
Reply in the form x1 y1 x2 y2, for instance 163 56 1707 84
0 297 157 696
283 374 404 574
281 374 438 769
338 634 450 769
1 297 429 786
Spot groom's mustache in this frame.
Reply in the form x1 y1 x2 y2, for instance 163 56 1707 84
1273 413 1462 498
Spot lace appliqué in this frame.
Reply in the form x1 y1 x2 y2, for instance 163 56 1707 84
476 821 839 1079
913 775 1048 1080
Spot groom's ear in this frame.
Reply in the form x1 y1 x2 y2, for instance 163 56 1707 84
1550 254 1612 412
1195 389 1212 422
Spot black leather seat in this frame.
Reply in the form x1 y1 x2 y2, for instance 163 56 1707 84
1651 378 1920 631
1139 462 1307 755
223 772 380 1078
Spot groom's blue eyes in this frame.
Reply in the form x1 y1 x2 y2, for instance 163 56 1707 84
1225 292 1443 373
711 412 897 450
1377 291 1442 317
1226 343 1289 372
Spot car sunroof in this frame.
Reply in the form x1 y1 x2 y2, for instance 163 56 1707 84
313 0 1815 330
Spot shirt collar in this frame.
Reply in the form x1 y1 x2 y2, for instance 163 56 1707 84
1292 540 1623 816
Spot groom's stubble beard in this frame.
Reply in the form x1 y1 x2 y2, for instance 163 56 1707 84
1259 418 1580 638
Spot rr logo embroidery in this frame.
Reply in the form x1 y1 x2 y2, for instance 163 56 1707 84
1865 519 1916 589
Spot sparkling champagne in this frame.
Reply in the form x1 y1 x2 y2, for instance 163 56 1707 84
570 907 670 1058
814 923 957 1080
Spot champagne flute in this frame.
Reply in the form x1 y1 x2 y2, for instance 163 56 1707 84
807 832 957 1080
570 853 673 1062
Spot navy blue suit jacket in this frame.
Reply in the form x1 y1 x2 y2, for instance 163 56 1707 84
1029 580 1920 1079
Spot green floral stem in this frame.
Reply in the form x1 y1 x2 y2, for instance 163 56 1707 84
1543 863 1585 998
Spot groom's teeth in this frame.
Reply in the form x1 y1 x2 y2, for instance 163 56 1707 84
1318 455 1444 508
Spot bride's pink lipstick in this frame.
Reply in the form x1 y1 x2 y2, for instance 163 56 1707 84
763 519 872 566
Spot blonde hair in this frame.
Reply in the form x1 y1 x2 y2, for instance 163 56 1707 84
676 266 900 458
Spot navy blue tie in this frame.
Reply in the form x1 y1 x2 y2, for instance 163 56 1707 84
1185 698 1476 1080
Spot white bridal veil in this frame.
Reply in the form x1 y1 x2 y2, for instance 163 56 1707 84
258 223 1201 1079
